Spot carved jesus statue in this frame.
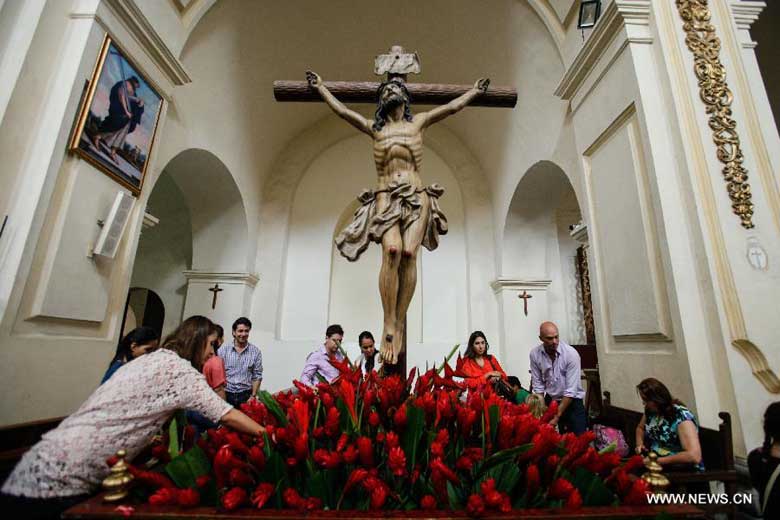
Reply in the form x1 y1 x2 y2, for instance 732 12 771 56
306 70 489 364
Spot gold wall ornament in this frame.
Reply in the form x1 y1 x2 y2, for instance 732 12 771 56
675 0 754 229
102 449 134 502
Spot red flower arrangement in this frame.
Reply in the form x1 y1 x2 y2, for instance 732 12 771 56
135 359 649 514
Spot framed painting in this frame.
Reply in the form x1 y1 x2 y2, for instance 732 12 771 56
70 35 163 196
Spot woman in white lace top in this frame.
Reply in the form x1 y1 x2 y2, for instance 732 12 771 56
1 315 265 517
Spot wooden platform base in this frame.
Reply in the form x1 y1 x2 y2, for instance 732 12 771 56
63 495 705 519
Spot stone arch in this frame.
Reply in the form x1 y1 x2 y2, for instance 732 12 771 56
160 148 250 271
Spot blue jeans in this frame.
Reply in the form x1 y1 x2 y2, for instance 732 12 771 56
546 396 588 434
226 389 252 408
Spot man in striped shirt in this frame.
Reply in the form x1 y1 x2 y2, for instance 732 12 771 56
217 317 263 407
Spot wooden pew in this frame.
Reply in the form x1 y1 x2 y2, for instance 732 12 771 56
594 391 737 518
0 416 64 483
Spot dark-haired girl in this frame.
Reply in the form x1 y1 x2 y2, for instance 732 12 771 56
101 326 159 383
460 331 507 391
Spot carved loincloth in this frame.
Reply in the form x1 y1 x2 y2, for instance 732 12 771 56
335 181 448 262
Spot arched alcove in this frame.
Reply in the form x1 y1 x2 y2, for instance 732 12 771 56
498 160 587 382
281 135 469 368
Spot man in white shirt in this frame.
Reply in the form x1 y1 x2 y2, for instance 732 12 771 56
529 321 587 434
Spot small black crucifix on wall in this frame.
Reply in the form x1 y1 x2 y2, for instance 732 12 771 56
208 283 223 310
518 290 533 317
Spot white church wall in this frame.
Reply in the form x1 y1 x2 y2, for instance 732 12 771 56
0 1 183 425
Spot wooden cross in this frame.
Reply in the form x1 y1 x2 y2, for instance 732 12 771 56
518 290 533 316
273 45 517 108
208 283 223 310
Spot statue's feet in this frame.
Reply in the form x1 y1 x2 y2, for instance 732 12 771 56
379 328 398 365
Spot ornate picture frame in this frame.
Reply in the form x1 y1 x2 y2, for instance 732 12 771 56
69 35 163 196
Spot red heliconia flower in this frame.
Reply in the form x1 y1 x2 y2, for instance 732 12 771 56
283 488 306 509
540 400 559 423
357 436 374 467
222 487 248 511
417 393 436 418
182 424 196 448
483 489 503 509
343 443 359 464
369 484 389 510
251 482 275 509
499 495 512 512
456 455 475 471
480 477 497 495
363 388 376 409
435 391 454 425
321 391 334 409
286 457 298 467
293 380 317 402
430 441 445 459
622 454 646 473
421 494 437 510
214 445 243 488
195 474 211 488
410 465 421 484
596 451 622 474
565 489 583 510
336 433 349 452
376 431 386 443
393 404 407 429
127 465 175 489
457 407 478 437
148 488 177 506
288 399 311 436
312 426 325 438
177 488 200 508
522 424 560 462
324 406 341 437
275 427 288 443
336 379 358 423
224 431 250 454
430 457 460 485
513 416 540 445
344 468 369 494
611 470 632 495
385 431 400 449
525 464 541 496
623 478 651 505
546 454 561 472
248 445 266 471
562 431 596 465
548 477 575 500
305 497 323 510
388 446 407 476
434 428 450 446
466 493 485 517
368 410 381 428
229 468 254 487
314 449 343 469
150 443 171 462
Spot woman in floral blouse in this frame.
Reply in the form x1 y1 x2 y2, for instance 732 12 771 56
1 315 266 518
634 377 704 471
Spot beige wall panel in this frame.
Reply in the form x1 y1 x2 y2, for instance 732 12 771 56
583 108 671 344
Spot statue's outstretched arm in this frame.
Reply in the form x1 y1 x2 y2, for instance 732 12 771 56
420 78 490 128
306 71 372 136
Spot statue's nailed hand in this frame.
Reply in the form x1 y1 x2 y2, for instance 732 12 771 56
306 71 322 88
475 78 490 93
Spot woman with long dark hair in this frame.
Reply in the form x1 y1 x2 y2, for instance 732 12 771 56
101 326 159 383
748 402 780 518
1 316 265 519
635 378 703 470
460 331 507 391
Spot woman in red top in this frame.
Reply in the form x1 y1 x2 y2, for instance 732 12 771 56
461 331 507 390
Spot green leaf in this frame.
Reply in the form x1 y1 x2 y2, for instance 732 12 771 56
480 460 520 494
167 417 179 460
598 441 617 454
475 443 532 478
257 390 288 426
258 450 288 489
164 445 211 489
570 467 616 507
401 404 425 472
488 405 500 445
446 481 463 510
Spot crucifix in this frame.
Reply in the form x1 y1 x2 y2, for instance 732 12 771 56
274 46 516 369
518 290 533 317
208 283 223 310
